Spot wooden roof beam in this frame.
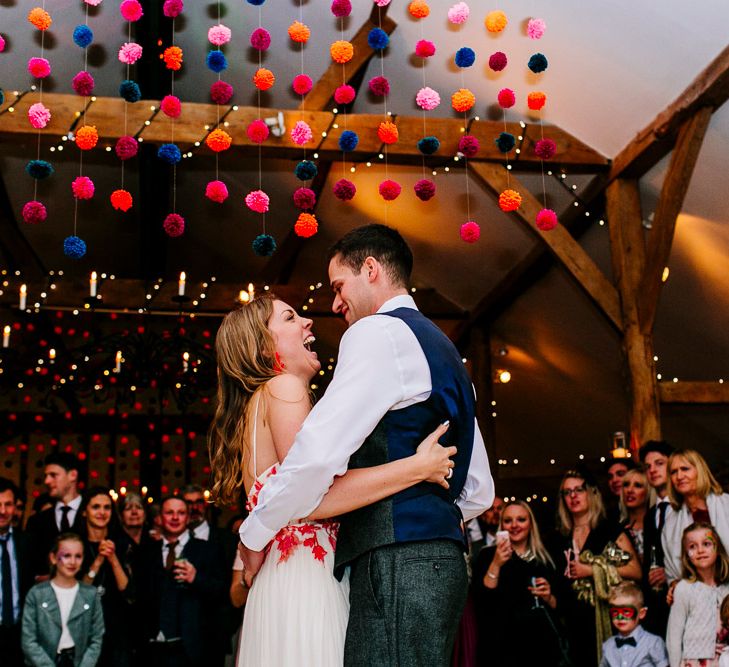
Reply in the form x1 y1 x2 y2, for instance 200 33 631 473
659 381 729 404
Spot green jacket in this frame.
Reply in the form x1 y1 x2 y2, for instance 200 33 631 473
21 581 105 667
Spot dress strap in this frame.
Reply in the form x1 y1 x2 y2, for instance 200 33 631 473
252 391 261 479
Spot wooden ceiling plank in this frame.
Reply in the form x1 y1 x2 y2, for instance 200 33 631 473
659 381 729 404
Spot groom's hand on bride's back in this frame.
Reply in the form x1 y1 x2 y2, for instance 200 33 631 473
239 542 265 588
415 421 458 490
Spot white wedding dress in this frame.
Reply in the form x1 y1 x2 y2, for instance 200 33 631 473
236 396 350 666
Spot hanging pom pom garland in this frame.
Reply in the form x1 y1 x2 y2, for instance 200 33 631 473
488 51 507 72
536 208 558 231
288 21 310 44
528 91 547 110
379 179 401 201
245 190 270 214
71 176 95 200
528 53 548 73
253 68 275 90
369 76 390 97
73 25 94 48
25 160 54 180
293 188 316 210
210 80 233 104
162 46 183 71
498 189 522 212
330 41 353 64
160 95 182 118
163 213 185 237
246 120 269 143
118 42 143 64
251 27 271 50
367 28 389 50
416 87 440 111
28 103 51 129
415 40 436 58
455 47 475 68
458 135 479 157
28 57 51 79
495 132 515 153
534 138 557 160
292 75 312 96
158 143 181 164
205 180 228 203
333 179 356 201
377 121 398 144
115 136 138 160
163 0 184 18
28 7 52 31
119 79 141 102
294 212 318 238
206 50 227 72
290 121 312 146
119 0 143 22
527 18 546 40
414 179 436 201
75 125 98 150
72 71 95 97
208 24 231 46
252 234 276 257
334 85 355 105
418 136 440 155
485 10 507 33
448 3 470 25
460 221 480 243
110 189 133 212
63 235 87 258
497 88 516 109
338 131 358 152
22 200 47 224
331 0 351 18
451 89 475 112
408 1 430 19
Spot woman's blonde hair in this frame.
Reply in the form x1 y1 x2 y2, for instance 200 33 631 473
208 295 279 506
680 522 729 584
556 470 606 536
618 467 656 523
500 500 555 568
666 449 723 509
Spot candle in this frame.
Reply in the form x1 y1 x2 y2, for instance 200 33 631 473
248 282 255 300
49 348 56 361
115 350 122 373
239 290 250 304
183 351 189 372
90 271 97 297
19 284 27 310
2 325 10 348
178 272 186 296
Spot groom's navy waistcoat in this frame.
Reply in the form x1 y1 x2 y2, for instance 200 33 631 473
334 307 475 570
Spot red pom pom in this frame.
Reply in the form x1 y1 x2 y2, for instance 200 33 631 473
415 40 436 58
163 213 185 237
246 119 269 144
71 176 95 200
210 80 233 105
334 85 356 105
536 208 558 231
161 95 182 118
368 76 390 97
110 189 133 212
379 180 401 201
333 179 356 201
115 135 138 160
458 135 479 158
28 57 51 79
292 74 313 96
497 88 516 109
498 189 522 212
72 71 94 97
489 51 507 72
22 200 47 224
460 221 480 243
294 212 318 238
535 138 556 160
293 187 316 210
414 179 436 201
205 180 228 203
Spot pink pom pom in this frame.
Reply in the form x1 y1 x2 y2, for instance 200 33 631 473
489 51 507 72
71 176 95 200
497 88 516 109
416 87 440 111
447 2 469 24
293 187 316 210
536 208 558 231
368 76 390 97
331 0 351 17
72 71 94 97
334 85 356 105
379 180 401 201
291 121 313 146
458 135 479 158
415 40 436 58
247 120 269 144
414 179 436 201
0 35 6 52
527 18 546 40
120 0 143 22
118 42 143 65
250 28 271 51
292 75 312 96
535 138 557 160
160 95 182 118
28 57 51 79
22 200 47 224
333 179 356 201
460 221 480 243
245 190 270 214
210 80 233 105
85 0 103 5
163 213 185 237
205 180 228 203
115 135 138 160
163 0 184 17
374 0 391 5
208 24 231 46
28 102 51 129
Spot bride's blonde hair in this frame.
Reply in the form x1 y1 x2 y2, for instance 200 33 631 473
208 295 278 506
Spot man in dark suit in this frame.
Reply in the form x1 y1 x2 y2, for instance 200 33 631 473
135 496 224 667
0 478 34 667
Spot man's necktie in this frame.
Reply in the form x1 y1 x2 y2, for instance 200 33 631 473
0 534 14 626
59 506 71 532
615 637 637 648
658 501 668 533
165 541 178 570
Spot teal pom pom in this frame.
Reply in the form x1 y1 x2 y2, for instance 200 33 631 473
367 28 389 50
0 88 4 106
295 160 317 181
455 47 475 68
63 235 87 259
26 160 54 179
206 50 227 73
73 25 93 48
528 53 548 73
119 79 141 102
418 136 440 155
338 131 358 152
252 234 276 256
158 143 181 164
495 132 515 153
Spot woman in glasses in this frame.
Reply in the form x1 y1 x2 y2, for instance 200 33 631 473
554 468 641 666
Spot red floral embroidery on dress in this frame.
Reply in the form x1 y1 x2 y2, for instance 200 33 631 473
246 465 339 565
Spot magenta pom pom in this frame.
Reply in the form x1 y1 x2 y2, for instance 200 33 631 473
368 76 390 97
460 221 480 243
163 0 184 17
379 180 401 201
497 88 516 109
245 190 269 213
415 40 436 58
535 138 557 160
333 179 356 201
160 95 182 118
28 57 51 79
374 0 391 5
246 120 269 144
527 18 546 39
292 74 313 96
334 85 356 105
458 135 479 158
210 80 233 105
163 213 185 237
250 27 271 50
0 35 5 52
208 24 231 46
118 42 143 64
414 179 436 201
205 180 228 203
448 2 470 24
291 121 313 146
120 0 143 22
416 87 440 111
72 71 95 97
293 187 316 210
331 0 351 17
115 135 138 160
22 200 47 224
536 208 558 231
71 176 95 200
489 51 507 72
28 103 51 129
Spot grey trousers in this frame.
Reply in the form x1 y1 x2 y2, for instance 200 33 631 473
344 540 468 667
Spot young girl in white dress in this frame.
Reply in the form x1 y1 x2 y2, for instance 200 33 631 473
209 296 456 667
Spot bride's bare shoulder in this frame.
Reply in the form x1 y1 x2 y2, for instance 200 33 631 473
264 374 309 403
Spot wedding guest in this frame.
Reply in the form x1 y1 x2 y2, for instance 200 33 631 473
620 467 655 562
119 493 148 547
605 459 635 522
13 488 26 532
662 449 729 583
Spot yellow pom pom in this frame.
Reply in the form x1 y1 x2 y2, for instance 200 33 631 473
485 10 508 33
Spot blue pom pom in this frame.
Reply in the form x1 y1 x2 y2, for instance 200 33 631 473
119 80 141 103
25 160 54 180
338 130 359 152
206 50 228 73
73 25 93 48
0 88 4 107
528 53 548 73
495 132 516 153
455 47 475 68
246 0 265 4
63 235 87 259
252 234 276 256
417 136 440 155
367 28 389 50
295 160 318 181
158 143 182 165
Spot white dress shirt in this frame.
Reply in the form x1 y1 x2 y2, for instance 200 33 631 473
161 530 190 567
240 294 494 551
54 495 83 531
599 625 669 667
190 520 210 541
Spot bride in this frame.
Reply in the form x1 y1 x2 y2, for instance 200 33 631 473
208 294 456 666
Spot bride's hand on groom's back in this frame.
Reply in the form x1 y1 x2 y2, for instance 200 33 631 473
239 542 265 588
415 422 457 489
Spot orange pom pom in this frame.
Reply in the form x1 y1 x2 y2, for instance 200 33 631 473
294 212 318 238
205 128 232 152
485 10 508 33
110 189 133 212
161 46 183 71
330 40 354 64
451 88 475 113
528 91 547 111
75 125 99 151
408 0 430 18
28 7 52 30
377 121 399 145
498 189 522 212
253 68 275 91
288 21 310 43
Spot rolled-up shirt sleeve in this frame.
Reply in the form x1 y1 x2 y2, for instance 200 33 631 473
457 421 494 521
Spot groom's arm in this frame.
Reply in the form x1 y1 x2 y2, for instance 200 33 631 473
457 421 494 521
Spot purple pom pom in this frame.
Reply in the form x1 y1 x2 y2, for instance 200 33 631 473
163 213 185 237
414 179 436 201
458 135 479 158
163 0 184 17
331 0 352 17
368 76 390 97
115 135 138 160
250 27 271 50
293 187 316 210
72 71 95 97
210 80 233 105
489 51 507 72
333 179 356 201
535 138 556 160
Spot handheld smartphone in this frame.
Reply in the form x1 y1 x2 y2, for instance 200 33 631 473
496 530 509 544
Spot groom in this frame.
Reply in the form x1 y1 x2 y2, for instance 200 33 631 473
239 224 494 665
